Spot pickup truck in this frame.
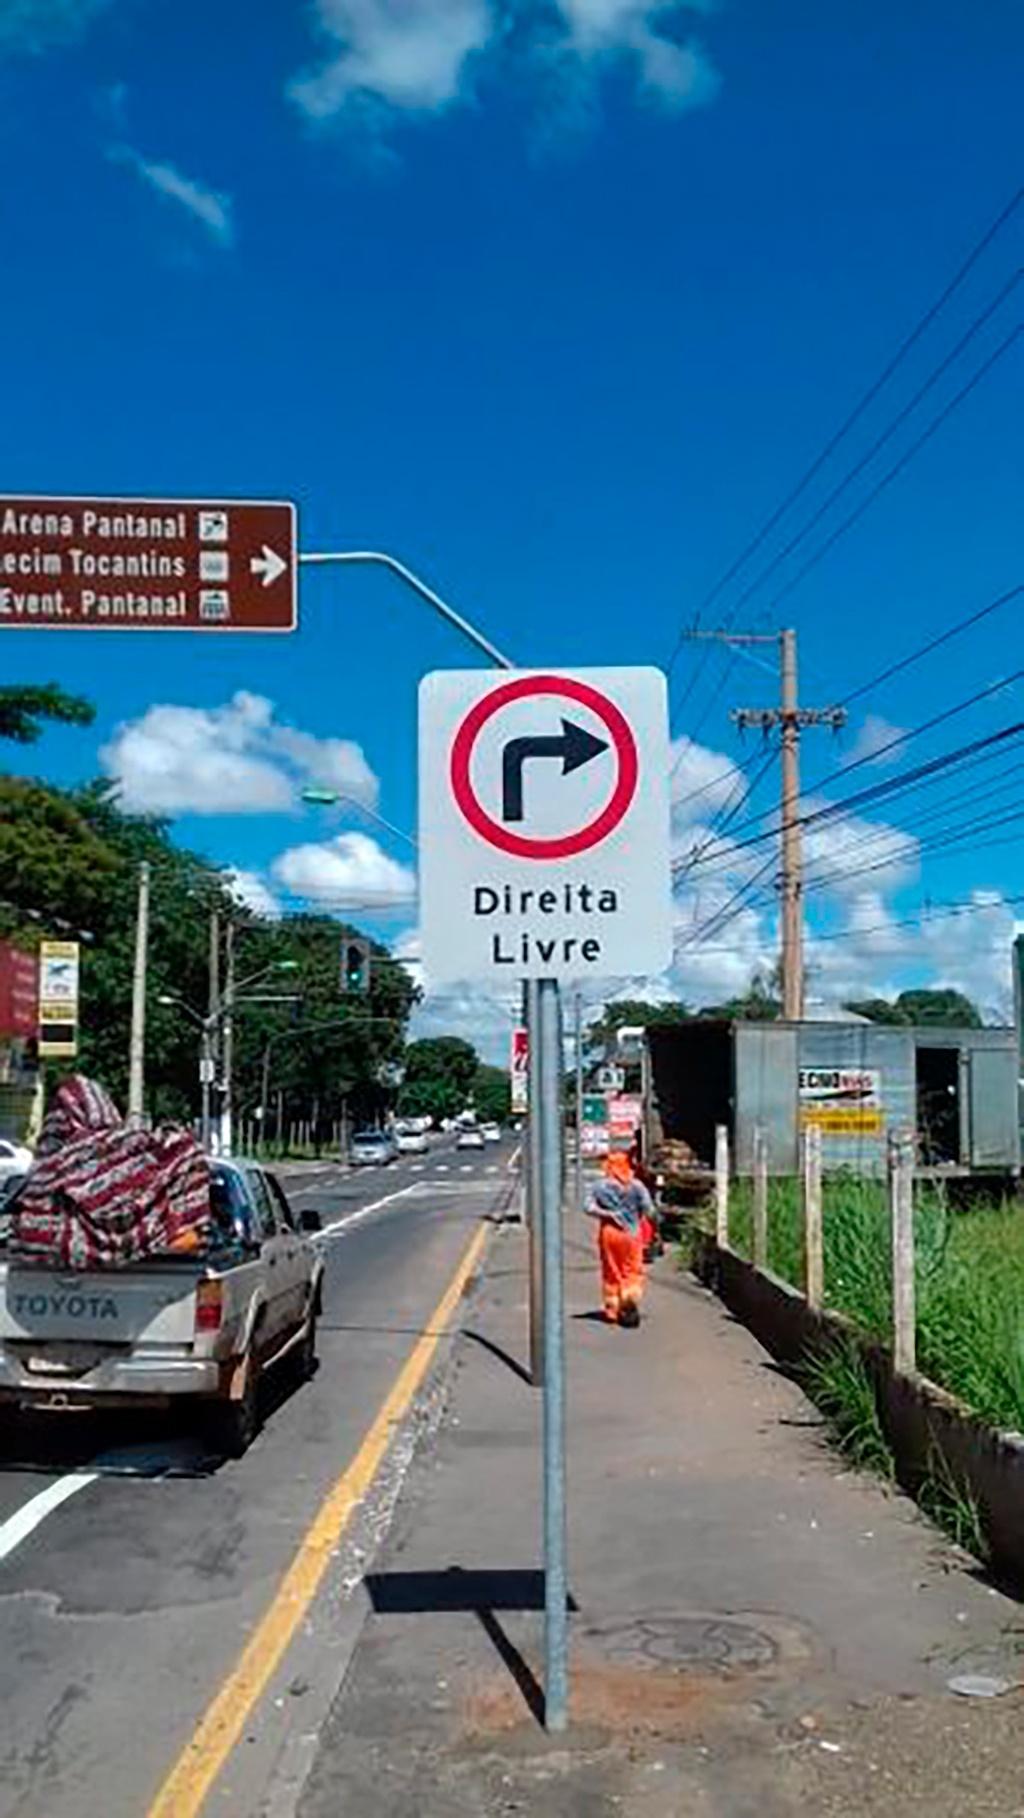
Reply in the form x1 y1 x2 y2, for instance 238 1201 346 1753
0 1159 325 1456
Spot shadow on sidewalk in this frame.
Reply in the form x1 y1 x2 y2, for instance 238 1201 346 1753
462 1328 533 1386
365 1567 577 1728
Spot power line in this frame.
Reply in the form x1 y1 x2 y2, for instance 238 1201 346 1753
701 642 1024 858
722 270 1022 620
837 582 1024 711
665 181 1024 692
764 319 1023 613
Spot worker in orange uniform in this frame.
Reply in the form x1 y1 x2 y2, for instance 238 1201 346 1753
584 1150 653 1328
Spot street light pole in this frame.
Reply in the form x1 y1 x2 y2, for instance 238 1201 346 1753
127 861 150 1124
298 550 513 667
300 543 569 1734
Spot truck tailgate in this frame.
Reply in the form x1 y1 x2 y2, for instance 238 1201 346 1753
0 1264 200 1345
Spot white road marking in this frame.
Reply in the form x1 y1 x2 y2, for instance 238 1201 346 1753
410 1163 425 1173
435 1165 450 1173
459 1165 472 1174
0 1472 99 1566
314 1184 420 1241
486 1165 499 1175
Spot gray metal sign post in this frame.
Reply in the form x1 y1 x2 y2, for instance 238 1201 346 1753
536 975 568 1730
418 662 671 1739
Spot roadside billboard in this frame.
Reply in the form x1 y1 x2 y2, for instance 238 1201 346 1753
0 942 38 1040
38 940 79 1058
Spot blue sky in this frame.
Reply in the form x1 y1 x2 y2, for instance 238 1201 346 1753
2 0 1022 1040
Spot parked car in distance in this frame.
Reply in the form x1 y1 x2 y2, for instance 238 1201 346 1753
396 1129 429 1155
0 1139 32 1185
456 1127 486 1151
350 1130 397 1167
481 1123 502 1144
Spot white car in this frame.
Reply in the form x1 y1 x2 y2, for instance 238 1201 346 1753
0 1140 31 1185
481 1123 502 1144
456 1127 485 1151
396 1129 429 1155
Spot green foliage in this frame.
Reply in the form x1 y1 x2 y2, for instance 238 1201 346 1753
399 1037 480 1123
845 988 982 1028
0 774 417 1131
0 684 95 744
471 1063 511 1125
699 965 782 1022
729 1174 1024 1433
802 1340 895 1479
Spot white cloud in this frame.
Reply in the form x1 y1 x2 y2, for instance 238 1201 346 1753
670 738 743 828
271 831 417 909
553 0 720 108
0 0 112 52
111 145 235 246
227 869 281 920
101 690 379 817
847 714 909 768
289 0 494 117
288 0 719 122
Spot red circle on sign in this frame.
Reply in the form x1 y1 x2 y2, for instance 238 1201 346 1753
450 674 638 860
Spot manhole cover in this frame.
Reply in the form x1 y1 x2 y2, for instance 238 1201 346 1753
582 1614 779 1675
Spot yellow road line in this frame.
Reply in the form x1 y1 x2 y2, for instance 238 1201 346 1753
146 1217 489 1818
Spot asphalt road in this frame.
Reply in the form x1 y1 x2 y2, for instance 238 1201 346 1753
0 1136 515 1818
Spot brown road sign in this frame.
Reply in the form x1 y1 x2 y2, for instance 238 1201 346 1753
0 495 297 632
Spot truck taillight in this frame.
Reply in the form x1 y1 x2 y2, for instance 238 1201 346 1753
195 1280 223 1334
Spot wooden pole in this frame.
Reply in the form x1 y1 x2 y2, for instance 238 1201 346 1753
753 1126 768 1271
714 1123 730 1249
803 1122 823 1309
890 1129 916 1375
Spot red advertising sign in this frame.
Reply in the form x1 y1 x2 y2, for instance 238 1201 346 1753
0 496 296 633
0 943 39 1039
510 1027 529 1113
608 1094 643 1141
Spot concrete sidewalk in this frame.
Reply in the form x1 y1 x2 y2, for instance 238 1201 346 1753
297 1224 1024 1817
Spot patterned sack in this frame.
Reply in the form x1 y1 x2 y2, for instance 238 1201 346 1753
11 1076 212 1270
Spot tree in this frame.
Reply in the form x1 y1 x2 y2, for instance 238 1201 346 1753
0 684 94 743
700 967 781 1022
584 999 690 1057
471 1063 511 1125
399 1037 480 1123
845 988 982 1029
0 774 419 1128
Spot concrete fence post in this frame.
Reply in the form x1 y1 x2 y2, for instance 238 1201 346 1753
803 1123 824 1310
714 1124 730 1250
752 1126 768 1271
889 1128 916 1376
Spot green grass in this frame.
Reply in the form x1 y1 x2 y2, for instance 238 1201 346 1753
722 1175 1024 1434
802 1338 895 1478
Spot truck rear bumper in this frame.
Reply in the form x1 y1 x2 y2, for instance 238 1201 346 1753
0 1352 222 1408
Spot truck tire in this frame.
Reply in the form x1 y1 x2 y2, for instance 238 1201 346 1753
207 1355 261 1459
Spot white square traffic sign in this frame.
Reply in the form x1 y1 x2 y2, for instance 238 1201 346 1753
419 667 671 983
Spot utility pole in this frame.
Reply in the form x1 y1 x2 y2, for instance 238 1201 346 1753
208 908 221 1150
573 989 583 1217
685 628 844 1020
220 919 235 1156
127 861 150 1124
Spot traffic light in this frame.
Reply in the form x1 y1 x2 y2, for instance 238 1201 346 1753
341 937 371 994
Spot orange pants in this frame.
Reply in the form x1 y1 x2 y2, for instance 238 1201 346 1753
598 1220 645 1322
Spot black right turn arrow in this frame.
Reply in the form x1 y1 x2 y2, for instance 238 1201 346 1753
501 718 610 823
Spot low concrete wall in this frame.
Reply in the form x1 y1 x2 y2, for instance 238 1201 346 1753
691 1228 1024 1589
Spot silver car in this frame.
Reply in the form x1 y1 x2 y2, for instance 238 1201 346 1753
350 1130 396 1167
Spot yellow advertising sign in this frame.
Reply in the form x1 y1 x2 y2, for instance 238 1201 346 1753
38 939 79 1058
800 1107 884 1136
